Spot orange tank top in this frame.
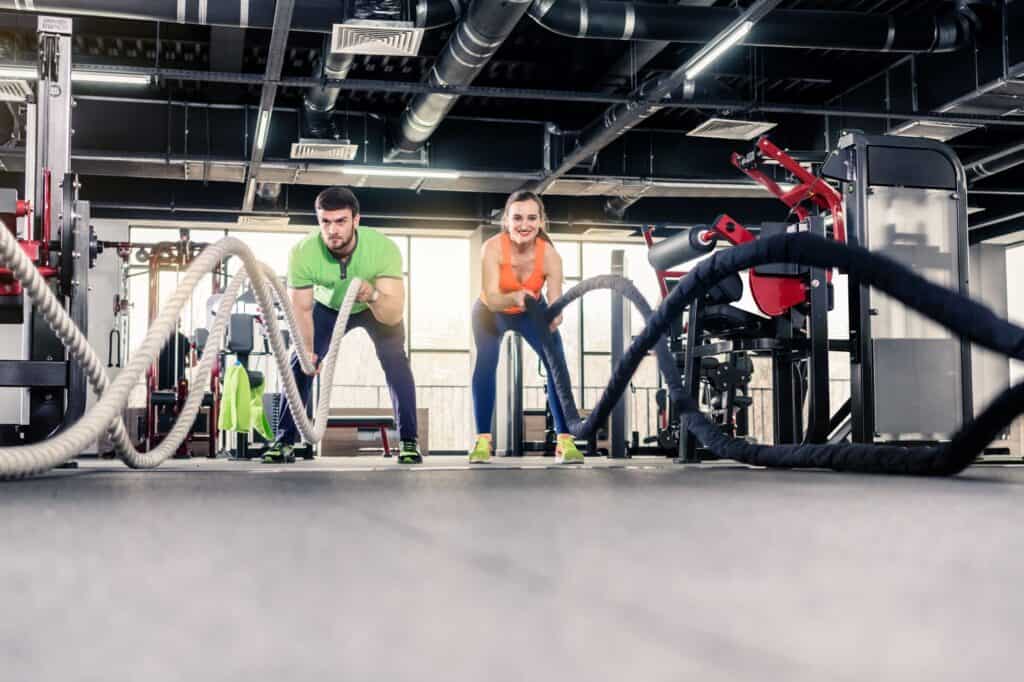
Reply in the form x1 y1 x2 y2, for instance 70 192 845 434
485 232 547 314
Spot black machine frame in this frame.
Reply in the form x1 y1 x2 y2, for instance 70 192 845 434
822 131 973 445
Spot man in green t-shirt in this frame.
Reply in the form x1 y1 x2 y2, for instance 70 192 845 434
268 186 421 463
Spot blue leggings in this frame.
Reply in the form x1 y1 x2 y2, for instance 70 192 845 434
472 299 569 435
276 302 417 444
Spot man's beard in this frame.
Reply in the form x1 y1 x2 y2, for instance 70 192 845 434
326 233 354 257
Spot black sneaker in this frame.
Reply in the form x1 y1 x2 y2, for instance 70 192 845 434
262 442 296 464
397 439 423 464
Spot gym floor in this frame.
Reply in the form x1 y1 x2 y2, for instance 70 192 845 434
3 456 1022 681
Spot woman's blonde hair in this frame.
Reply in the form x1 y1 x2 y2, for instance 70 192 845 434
502 190 552 243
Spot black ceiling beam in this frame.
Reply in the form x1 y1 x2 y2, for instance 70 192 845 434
15 56 1024 129
242 0 295 212
969 217 1024 245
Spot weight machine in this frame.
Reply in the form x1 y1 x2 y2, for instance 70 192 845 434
0 16 100 453
646 132 972 461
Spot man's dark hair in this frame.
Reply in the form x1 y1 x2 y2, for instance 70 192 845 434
315 186 360 215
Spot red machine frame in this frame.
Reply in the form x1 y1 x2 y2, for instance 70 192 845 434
140 235 222 457
645 136 845 316
0 168 59 296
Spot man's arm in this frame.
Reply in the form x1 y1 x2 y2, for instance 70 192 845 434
358 276 405 325
289 286 318 369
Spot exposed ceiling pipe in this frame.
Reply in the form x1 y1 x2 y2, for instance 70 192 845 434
303 0 462 138
531 1 991 211
965 141 1024 185
600 0 790 217
528 0 983 53
597 0 717 94
0 0 459 33
1 0 464 144
388 0 532 157
529 0 783 197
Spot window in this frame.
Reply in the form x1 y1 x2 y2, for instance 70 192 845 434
411 351 471 451
553 239 580 278
409 237 470 350
1008 244 1024 383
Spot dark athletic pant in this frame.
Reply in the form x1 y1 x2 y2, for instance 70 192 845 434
471 298 569 435
276 302 418 444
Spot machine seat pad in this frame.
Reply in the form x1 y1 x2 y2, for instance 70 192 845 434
700 304 771 336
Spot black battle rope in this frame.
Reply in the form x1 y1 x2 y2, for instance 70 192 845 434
525 232 1024 476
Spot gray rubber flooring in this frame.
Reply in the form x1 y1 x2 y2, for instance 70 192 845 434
2 456 1023 682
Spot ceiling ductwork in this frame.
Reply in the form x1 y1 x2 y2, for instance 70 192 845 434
530 0 787 201
528 0 985 53
597 0 716 94
389 0 532 157
532 0 991 218
1 0 464 156
0 0 459 33
303 0 461 140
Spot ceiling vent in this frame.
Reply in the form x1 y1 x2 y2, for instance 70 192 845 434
0 78 31 102
290 138 360 161
889 119 978 142
687 118 777 141
331 20 424 57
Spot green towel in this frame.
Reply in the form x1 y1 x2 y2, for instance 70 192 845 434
218 363 273 440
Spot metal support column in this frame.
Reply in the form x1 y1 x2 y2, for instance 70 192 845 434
609 250 630 458
494 332 524 456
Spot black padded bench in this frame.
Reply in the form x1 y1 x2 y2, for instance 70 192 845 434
326 415 396 457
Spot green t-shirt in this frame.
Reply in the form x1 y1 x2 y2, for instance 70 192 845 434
287 227 402 313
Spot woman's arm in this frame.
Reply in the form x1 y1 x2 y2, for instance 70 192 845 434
544 244 564 331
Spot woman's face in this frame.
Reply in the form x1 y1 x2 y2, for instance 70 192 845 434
505 199 543 246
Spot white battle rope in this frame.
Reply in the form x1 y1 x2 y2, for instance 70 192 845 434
0 224 362 479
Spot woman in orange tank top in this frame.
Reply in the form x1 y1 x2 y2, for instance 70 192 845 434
468 191 583 464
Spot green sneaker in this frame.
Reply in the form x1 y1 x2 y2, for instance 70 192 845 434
397 439 423 464
555 435 584 464
468 436 492 464
262 442 295 464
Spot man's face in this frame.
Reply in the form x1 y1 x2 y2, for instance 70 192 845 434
318 207 359 253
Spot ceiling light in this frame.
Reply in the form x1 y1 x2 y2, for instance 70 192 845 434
0 66 35 80
254 111 271 150
0 65 150 85
685 21 752 81
339 165 461 179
